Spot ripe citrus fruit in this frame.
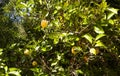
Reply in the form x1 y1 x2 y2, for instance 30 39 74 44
32 61 38 66
89 48 99 55
71 47 77 55
24 49 30 56
41 20 48 28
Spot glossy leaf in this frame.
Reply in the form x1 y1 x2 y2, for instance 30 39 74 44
107 8 118 14
95 34 106 40
95 40 106 48
107 12 115 20
8 71 21 76
82 33 93 44
108 19 114 25
94 26 104 34
76 69 84 75
0 48 3 55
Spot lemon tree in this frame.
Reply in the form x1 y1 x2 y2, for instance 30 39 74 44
0 0 120 76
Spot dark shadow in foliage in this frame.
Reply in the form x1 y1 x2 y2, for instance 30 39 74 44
106 0 120 9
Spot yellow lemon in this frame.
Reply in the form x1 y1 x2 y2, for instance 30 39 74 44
24 49 30 56
32 61 38 66
71 47 77 55
41 20 48 28
89 48 99 55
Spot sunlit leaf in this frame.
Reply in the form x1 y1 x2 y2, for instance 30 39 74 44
41 45 52 52
108 19 114 25
64 1 69 7
27 0 34 6
107 8 119 19
100 0 107 12
76 69 84 74
53 10 58 15
54 39 59 44
55 6 62 10
9 68 18 71
8 71 21 76
82 33 93 44
100 0 107 8
71 46 82 55
94 26 104 34
107 12 115 19
0 48 3 55
20 2 27 7
41 47 46 52
30 68 40 73
51 61 58 66
48 32 60 39
5 66 8 71
95 40 106 48
73 46 82 52
107 8 118 14
95 34 106 40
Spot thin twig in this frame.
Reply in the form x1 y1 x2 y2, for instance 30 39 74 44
74 24 91 35
40 56 51 71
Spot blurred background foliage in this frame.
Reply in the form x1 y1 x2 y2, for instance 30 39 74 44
0 0 120 76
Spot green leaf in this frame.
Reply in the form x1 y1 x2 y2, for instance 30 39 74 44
107 8 118 14
108 19 114 25
27 0 34 6
51 61 58 66
107 8 119 19
30 68 40 73
82 33 93 44
48 32 61 44
107 12 115 19
9 68 21 76
0 48 3 55
8 71 21 76
41 47 46 52
0 72 4 76
76 69 84 75
55 6 62 10
100 0 107 8
48 32 60 39
73 46 82 52
4 66 8 73
53 10 58 14
99 0 107 12
94 26 104 34
95 40 106 48
20 2 27 7
9 68 18 71
41 45 52 52
95 34 106 40
54 39 59 44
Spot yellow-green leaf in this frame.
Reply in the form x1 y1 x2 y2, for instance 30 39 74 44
94 26 104 34
82 33 93 44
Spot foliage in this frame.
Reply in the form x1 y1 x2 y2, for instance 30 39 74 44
0 0 120 76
